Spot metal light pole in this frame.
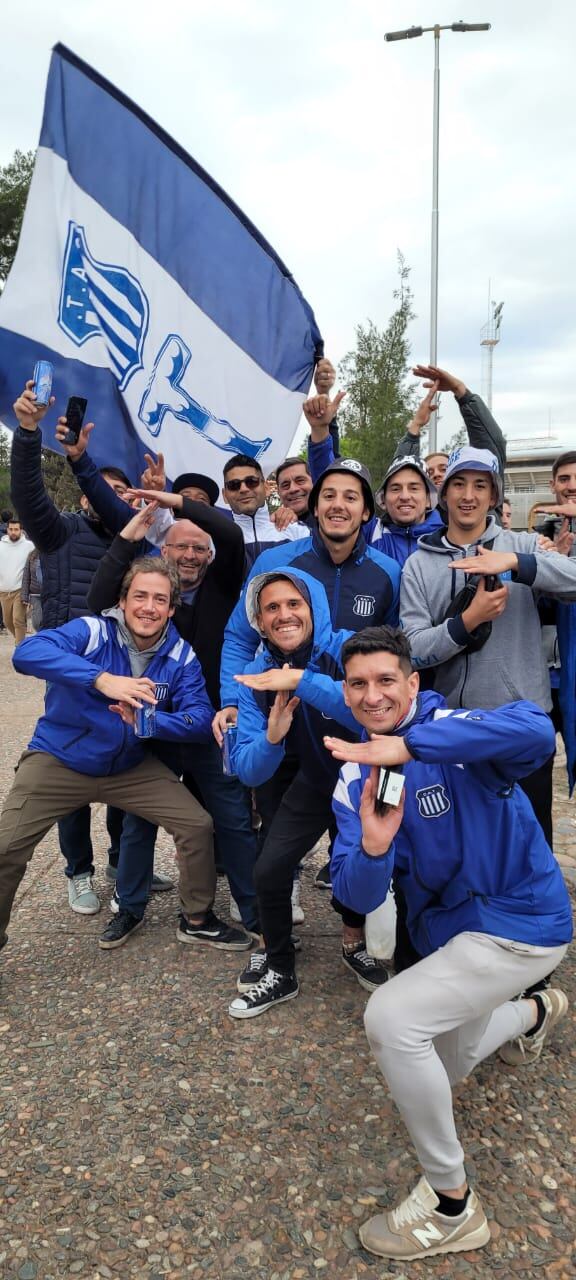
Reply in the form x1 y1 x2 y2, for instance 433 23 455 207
384 22 491 451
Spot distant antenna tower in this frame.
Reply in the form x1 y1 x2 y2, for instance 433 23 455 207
480 292 504 410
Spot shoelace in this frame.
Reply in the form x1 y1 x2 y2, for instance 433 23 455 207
246 952 268 974
74 875 93 895
244 969 285 1002
351 948 378 970
391 1188 432 1229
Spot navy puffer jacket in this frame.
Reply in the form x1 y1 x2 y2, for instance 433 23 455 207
10 426 134 628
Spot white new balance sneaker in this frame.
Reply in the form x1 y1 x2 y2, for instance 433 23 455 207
358 1176 490 1260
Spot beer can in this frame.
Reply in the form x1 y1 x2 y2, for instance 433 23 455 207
134 682 170 738
33 360 54 406
221 725 238 776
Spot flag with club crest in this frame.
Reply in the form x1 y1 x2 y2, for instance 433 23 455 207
0 44 322 488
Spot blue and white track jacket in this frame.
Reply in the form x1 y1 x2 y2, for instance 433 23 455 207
331 691 572 953
13 615 213 776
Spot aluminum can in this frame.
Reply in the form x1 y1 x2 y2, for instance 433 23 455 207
134 682 169 738
221 725 238 776
32 360 54 406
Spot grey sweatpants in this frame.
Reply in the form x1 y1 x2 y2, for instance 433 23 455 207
364 930 568 1189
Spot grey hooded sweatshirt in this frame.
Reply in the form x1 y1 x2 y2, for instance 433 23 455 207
400 514 576 710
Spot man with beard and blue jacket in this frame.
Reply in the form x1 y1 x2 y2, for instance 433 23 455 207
322 626 571 1263
226 568 390 1019
0 557 252 957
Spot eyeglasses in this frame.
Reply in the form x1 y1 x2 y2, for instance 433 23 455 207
165 542 211 554
224 476 261 492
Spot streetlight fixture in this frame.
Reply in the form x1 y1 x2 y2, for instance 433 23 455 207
384 21 491 450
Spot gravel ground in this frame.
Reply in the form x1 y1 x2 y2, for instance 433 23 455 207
0 630 574 1280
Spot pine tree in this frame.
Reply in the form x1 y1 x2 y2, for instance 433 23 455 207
337 254 416 482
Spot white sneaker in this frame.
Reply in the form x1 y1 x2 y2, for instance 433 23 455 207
229 894 242 923
67 874 100 915
499 988 569 1066
359 1176 490 1259
291 878 304 924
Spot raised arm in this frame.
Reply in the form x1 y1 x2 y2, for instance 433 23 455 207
392 384 439 464
11 384 74 553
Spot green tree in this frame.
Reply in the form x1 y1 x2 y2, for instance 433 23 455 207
0 149 35 289
1 148 82 506
0 427 12 511
337 254 416 481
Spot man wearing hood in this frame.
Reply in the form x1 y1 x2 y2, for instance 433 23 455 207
323 626 571 1261
0 557 251 956
400 446 576 847
226 568 390 1018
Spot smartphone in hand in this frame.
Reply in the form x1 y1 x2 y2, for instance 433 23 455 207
62 396 88 445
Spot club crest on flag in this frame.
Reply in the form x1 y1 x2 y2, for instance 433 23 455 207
58 222 149 390
0 44 322 488
415 785 451 818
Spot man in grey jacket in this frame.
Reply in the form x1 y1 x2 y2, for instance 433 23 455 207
400 446 576 846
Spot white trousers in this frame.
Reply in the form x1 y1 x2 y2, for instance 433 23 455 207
364 930 568 1188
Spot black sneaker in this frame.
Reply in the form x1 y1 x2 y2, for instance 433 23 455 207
342 945 390 992
314 861 332 890
237 947 268 992
228 969 299 1019
99 911 144 950
176 910 252 951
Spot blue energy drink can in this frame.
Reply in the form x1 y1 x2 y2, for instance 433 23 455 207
134 682 169 738
221 725 238 776
32 360 54 406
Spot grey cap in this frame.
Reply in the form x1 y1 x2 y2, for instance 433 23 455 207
376 456 438 510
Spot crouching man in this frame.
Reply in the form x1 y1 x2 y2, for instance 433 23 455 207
0 558 250 956
325 626 572 1262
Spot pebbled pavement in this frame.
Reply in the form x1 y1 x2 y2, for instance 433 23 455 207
0 631 574 1279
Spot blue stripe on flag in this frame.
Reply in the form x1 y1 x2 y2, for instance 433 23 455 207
40 44 322 391
0 330 148 485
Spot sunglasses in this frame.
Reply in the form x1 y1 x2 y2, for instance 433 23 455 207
225 475 261 492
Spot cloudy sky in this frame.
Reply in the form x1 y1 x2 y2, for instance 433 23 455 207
1 0 575 450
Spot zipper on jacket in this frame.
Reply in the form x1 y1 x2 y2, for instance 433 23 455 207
331 567 341 623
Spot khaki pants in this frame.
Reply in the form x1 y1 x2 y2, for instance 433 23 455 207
0 751 216 949
0 590 27 644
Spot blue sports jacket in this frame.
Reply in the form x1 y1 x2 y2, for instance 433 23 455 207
13 615 213 776
220 530 400 707
231 569 358 790
331 691 572 953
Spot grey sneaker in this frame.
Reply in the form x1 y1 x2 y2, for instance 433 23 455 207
151 872 174 892
67 874 100 915
358 1177 490 1260
499 988 569 1066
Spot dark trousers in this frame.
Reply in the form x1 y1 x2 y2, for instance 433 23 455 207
182 738 259 931
518 752 555 850
254 769 363 975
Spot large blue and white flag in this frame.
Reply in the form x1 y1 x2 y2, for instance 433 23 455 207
0 44 322 485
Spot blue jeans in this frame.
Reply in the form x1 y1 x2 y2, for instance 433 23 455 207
59 804 156 919
182 739 258 931
111 742 258 928
59 807 94 878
